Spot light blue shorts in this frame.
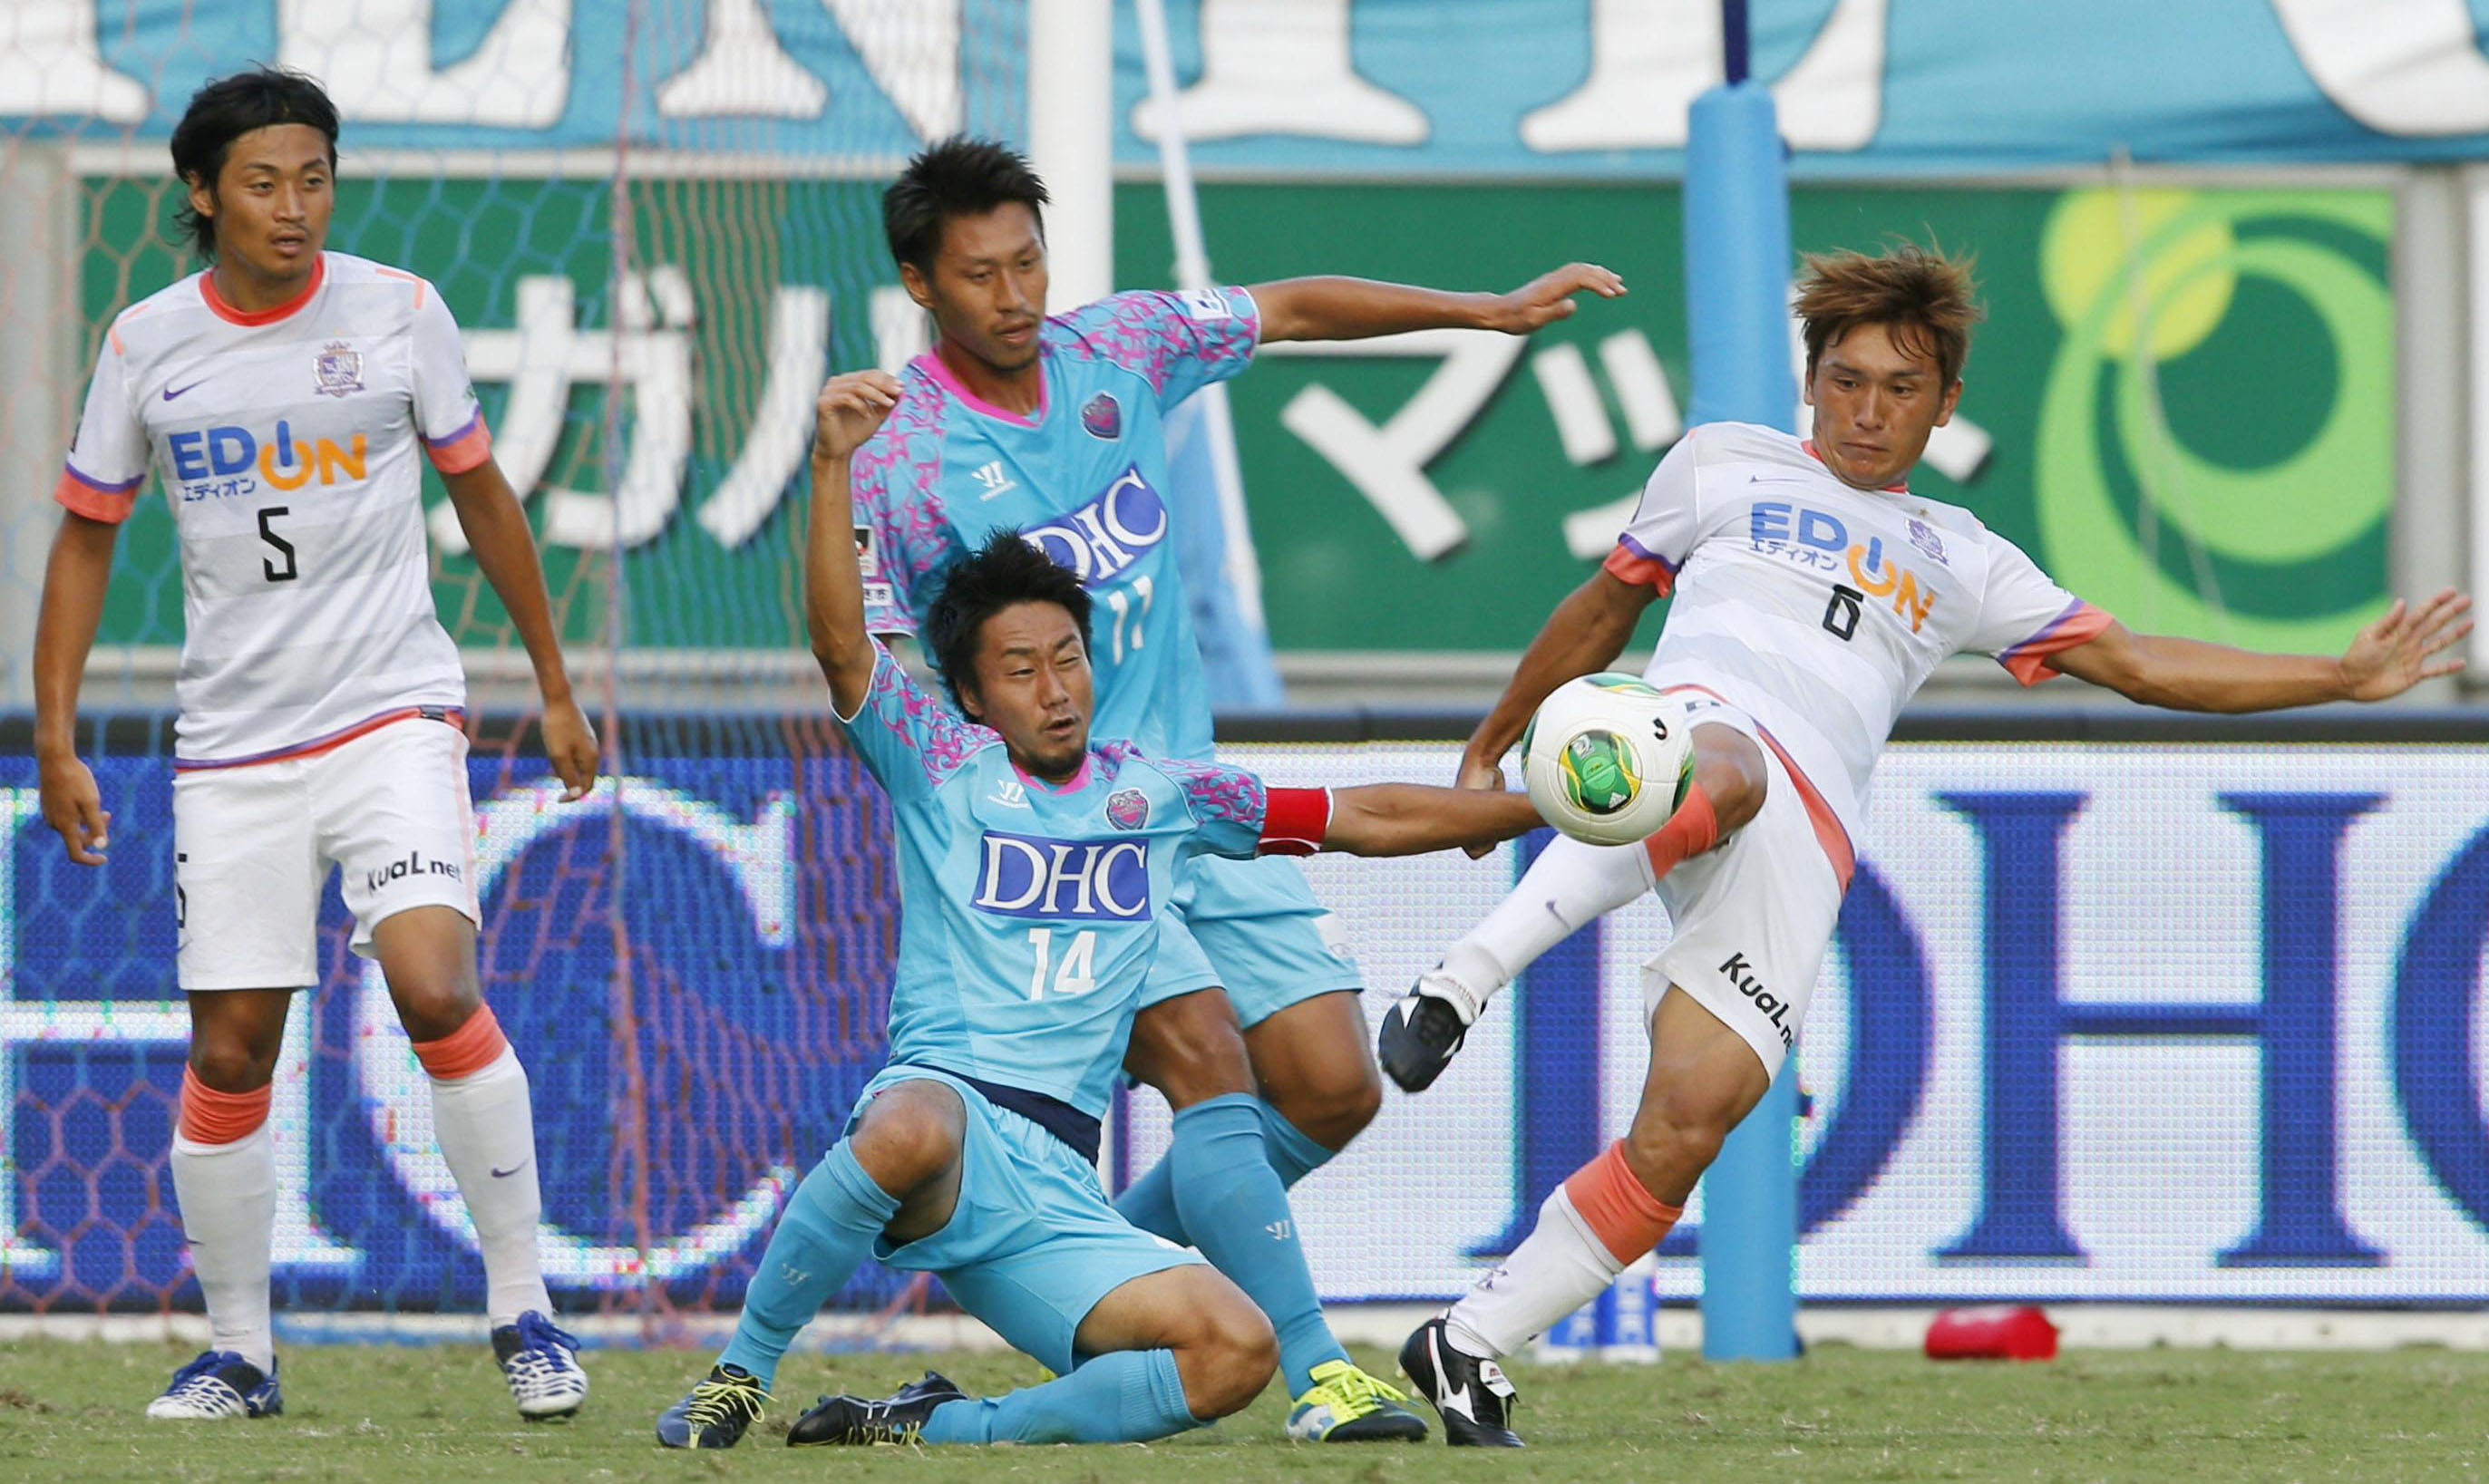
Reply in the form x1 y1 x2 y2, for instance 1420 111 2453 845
1138 853 1365 1027
854 1067 1201 1374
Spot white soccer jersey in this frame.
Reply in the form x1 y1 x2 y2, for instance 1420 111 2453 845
55 253 489 766
1605 422 2111 845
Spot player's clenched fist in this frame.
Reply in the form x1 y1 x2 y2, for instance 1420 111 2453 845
37 753 111 865
540 695 602 802
812 371 906 463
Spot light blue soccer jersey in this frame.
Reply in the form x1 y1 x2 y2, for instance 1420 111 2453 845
836 642 1270 1119
851 287 1258 763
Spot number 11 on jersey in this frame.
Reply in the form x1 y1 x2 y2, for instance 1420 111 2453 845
1026 926 1099 1000
1102 576 1153 663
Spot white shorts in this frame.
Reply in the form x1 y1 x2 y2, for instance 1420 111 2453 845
172 716 480 990
1644 700 1851 1078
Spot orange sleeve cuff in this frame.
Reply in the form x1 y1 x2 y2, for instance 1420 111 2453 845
2000 600 2114 684
423 412 493 475
54 465 141 523
1601 539 1677 597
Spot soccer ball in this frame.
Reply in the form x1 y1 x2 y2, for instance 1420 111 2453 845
1520 673 1697 847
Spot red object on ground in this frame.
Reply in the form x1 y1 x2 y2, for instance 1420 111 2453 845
1924 1305 2060 1360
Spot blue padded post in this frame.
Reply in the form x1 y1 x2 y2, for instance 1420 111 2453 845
1683 74 1801 1363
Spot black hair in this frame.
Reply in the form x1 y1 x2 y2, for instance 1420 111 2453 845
170 66 341 261
922 529 1093 715
882 135 1048 275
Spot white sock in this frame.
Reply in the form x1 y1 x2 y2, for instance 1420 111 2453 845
1438 837 1655 1013
170 1126 277 1372
428 1047 552 1326
1443 1186 1623 1359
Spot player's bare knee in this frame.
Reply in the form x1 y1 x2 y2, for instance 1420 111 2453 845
1689 725 1769 832
1126 992 1253 1110
187 1036 279 1092
1623 1096 1729 1195
1269 1063 1379 1152
391 984 482 1044
1247 992 1380 1149
1175 1289 1279 1419
847 1080 966 1195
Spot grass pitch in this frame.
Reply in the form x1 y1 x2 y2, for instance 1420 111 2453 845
2 1338 2484 1482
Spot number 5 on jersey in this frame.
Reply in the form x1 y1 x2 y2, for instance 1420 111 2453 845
1026 926 1098 1000
258 506 299 582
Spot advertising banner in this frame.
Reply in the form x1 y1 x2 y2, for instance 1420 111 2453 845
6 730 2489 1310
14 1 2489 172
68 176 2398 662
1123 181 2397 657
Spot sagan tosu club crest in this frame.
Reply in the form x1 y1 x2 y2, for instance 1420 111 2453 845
1907 517 1948 565
1081 392 1122 441
314 341 364 398
1105 787 1150 831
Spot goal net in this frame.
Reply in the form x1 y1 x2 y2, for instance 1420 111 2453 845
0 0 1024 1342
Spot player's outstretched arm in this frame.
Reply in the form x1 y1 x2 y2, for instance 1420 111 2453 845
2051 589 2473 712
803 371 903 717
443 459 599 800
1460 570 1656 790
1319 783 1545 858
1249 263 1625 344
33 512 120 864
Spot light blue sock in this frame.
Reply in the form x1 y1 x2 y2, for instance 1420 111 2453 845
1115 1098 1341 1245
1168 1092 1347 1398
718 1142 896 1389
1254 1099 1340 1188
1113 1155 1184 1243
918 1348 1197 1444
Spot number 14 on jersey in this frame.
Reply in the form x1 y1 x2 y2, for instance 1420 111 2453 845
1026 927 1098 1000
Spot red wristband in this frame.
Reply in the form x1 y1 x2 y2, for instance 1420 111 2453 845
1259 787 1332 856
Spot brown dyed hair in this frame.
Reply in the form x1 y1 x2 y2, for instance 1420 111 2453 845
1794 242 1984 387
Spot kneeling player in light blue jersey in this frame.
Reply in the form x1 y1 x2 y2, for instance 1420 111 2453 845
655 371 1544 1450
849 138 1624 1437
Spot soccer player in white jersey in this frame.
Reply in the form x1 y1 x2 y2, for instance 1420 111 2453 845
1380 243 2474 1445
29 69 599 1422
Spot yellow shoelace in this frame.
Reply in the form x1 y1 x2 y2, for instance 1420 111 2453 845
1305 1362 1412 1415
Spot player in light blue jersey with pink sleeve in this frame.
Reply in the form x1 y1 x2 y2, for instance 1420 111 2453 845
847 138 1623 1439
653 366 1544 1450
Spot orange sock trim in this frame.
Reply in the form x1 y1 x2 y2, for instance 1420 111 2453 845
1642 781 1720 881
1563 1140 1685 1266
411 1003 510 1081
178 1067 272 1145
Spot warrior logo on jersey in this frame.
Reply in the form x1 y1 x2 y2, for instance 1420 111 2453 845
971 830 1151 921
1024 466 1168 587
314 341 364 398
1105 787 1150 831
1080 392 1122 441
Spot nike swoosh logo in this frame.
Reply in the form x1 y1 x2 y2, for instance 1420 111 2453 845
490 1161 530 1178
162 382 206 401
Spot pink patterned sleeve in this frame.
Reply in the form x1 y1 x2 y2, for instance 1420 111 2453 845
1055 288 1259 408
1149 752 1270 861
836 642 991 796
851 378 958 637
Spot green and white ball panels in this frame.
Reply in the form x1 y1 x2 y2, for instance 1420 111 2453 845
1521 674 1697 847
